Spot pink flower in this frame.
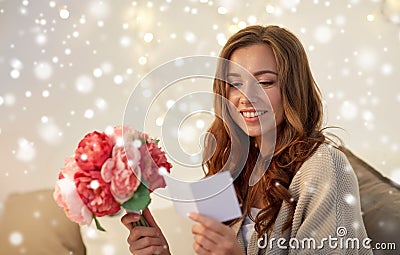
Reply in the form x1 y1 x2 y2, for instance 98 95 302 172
128 128 149 143
75 131 113 171
101 142 141 204
74 170 121 217
108 126 149 143
139 141 172 192
54 125 174 232
53 177 93 225
107 126 134 145
60 157 81 179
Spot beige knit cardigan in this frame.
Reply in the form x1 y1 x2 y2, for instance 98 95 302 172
231 144 373 255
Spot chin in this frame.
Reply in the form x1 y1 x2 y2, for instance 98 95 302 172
245 131 262 138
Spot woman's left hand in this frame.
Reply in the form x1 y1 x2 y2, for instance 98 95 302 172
189 212 244 255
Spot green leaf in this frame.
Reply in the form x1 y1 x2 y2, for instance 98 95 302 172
94 216 106 232
122 182 151 212
139 137 147 145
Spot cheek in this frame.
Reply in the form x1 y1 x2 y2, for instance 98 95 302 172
266 90 283 120
227 90 240 104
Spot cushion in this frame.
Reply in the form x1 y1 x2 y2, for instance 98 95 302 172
342 147 400 254
0 189 86 255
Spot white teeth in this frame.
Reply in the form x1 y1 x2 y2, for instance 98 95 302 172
241 111 267 118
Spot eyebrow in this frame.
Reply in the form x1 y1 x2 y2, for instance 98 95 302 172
227 70 278 77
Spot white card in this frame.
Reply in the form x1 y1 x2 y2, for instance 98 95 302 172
162 171 242 222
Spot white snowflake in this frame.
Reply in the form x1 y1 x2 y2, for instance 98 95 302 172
9 231 24 246
15 138 36 162
343 194 356 205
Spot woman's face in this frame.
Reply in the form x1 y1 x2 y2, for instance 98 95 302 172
226 44 283 146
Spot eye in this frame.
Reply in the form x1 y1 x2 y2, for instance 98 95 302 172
258 81 275 87
227 81 242 88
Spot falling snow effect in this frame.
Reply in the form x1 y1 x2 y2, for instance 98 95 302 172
313 25 333 44
15 138 36 162
340 101 358 120
9 232 23 246
344 193 356 206
75 75 94 94
0 0 399 254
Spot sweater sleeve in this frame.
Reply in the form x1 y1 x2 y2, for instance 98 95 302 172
286 145 373 255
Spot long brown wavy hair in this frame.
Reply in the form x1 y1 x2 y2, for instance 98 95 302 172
202 25 328 237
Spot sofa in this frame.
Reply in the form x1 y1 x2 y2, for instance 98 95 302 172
0 148 399 254
343 147 400 255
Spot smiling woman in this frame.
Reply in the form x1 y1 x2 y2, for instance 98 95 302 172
122 25 373 255
201 25 373 255
226 44 283 150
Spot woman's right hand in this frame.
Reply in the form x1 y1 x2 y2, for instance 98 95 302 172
121 208 171 255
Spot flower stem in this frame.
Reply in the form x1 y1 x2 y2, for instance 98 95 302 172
132 214 149 227
126 209 148 227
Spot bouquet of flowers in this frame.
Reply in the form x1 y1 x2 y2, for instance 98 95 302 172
53 125 172 231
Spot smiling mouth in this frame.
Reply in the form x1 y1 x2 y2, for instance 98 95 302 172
240 111 268 118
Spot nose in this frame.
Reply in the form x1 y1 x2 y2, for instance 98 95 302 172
239 83 257 104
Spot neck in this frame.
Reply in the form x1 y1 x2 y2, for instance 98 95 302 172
255 132 276 157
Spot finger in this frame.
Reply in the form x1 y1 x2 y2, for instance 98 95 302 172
121 213 141 230
128 226 160 243
193 233 218 250
192 223 219 245
142 207 159 228
193 242 210 255
189 212 225 235
133 236 163 250
129 243 167 255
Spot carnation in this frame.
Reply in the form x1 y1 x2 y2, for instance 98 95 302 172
54 125 173 232
74 170 121 217
139 141 172 192
53 177 93 225
106 126 134 146
60 157 81 179
101 141 141 204
75 131 113 171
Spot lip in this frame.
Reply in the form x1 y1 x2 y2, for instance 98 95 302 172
239 109 268 122
239 108 267 112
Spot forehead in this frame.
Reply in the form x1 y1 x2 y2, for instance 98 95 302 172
227 44 277 75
